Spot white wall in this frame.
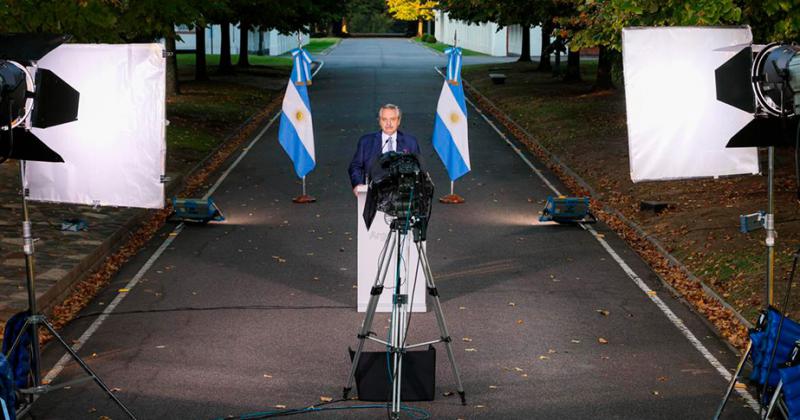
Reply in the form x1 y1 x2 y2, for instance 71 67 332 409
268 30 309 56
434 11 507 57
507 25 544 58
434 11 558 58
176 25 308 56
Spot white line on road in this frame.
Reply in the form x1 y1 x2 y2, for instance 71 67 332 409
457 73 760 411
44 61 325 384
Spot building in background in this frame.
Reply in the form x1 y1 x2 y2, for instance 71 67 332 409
434 11 547 58
176 24 309 57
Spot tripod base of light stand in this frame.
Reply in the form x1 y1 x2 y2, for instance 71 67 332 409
292 194 316 203
7 314 138 419
438 194 464 204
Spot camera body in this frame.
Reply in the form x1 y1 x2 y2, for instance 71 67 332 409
364 152 434 239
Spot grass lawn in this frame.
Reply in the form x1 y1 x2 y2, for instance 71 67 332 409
166 81 276 173
177 53 292 68
304 37 340 54
413 37 485 56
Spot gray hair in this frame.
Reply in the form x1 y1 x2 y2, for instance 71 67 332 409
378 103 402 119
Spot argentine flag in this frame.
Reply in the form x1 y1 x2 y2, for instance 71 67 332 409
278 48 315 178
433 47 470 181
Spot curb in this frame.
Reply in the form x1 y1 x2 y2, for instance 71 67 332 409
315 38 342 56
461 76 754 332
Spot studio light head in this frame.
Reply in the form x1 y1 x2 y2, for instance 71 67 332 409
719 41 800 148
752 43 800 117
0 33 79 164
0 60 29 129
363 152 434 239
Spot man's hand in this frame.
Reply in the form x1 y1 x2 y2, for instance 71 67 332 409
353 185 365 197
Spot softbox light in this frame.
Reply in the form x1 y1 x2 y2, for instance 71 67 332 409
622 26 759 182
23 44 166 209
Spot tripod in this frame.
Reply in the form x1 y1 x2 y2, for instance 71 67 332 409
343 216 466 418
4 159 137 419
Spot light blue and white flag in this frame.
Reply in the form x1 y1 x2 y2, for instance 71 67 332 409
278 48 315 178
433 47 470 181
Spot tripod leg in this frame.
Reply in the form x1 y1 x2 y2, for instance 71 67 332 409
766 379 784 419
4 317 32 360
344 230 395 400
417 243 466 405
713 340 752 420
39 319 138 420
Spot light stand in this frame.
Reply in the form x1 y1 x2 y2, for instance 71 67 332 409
714 64 797 419
2 105 137 419
343 216 466 418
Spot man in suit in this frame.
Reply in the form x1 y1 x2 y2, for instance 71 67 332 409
348 104 421 196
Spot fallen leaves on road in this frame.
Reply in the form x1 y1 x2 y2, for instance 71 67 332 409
466 82 750 350
596 309 610 316
41 97 284 345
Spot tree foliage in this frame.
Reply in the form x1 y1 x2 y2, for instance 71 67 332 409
387 0 437 36
562 0 741 52
387 0 437 22
741 0 800 42
347 0 395 33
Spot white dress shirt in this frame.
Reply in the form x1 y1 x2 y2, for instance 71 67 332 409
381 132 396 153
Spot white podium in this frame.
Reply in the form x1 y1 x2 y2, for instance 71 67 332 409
356 185 427 312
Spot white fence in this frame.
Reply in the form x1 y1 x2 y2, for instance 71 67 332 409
434 11 545 58
176 25 308 57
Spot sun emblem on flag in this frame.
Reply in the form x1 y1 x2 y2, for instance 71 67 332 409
295 110 304 121
450 112 460 124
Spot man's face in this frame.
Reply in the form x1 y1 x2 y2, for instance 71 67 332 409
379 108 400 136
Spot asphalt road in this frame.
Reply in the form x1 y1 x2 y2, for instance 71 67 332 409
30 39 756 419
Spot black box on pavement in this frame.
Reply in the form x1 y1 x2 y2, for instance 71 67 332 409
348 346 436 401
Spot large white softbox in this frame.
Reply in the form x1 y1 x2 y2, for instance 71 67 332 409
622 27 759 182
23 44 166 209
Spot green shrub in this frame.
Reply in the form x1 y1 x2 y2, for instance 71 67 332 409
422 34 436 43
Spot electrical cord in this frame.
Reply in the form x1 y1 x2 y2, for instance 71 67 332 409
71 304 351 320
215 398 430 419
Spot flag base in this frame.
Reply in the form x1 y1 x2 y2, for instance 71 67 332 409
293 194 316 204
439 194 465 204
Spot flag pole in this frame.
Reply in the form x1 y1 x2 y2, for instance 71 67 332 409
440 180 465 204
439 39 466 205
293 175 316 203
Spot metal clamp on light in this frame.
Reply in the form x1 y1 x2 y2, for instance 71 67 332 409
539 196 597 224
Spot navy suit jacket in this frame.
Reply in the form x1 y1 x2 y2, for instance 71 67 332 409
348 130 421 187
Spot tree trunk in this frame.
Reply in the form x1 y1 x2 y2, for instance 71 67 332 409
165 28 180 95
537 22 552 72
238 22 250 68
518 25 531 62
417 19 423 38
563 49 582 82
219 21 234 75
553 43 562 77
195 24 208 81
595 45 615 90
